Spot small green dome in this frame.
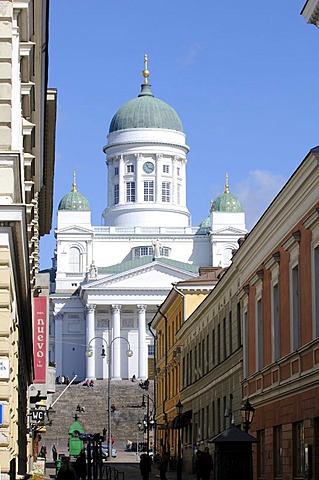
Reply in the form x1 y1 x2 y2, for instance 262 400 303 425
199 216 210 228
196 216 211 235
210 175 243 213
109 83 183 133
58 174 90 211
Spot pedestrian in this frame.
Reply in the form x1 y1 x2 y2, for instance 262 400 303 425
159 451 169 480
56 458 76 480
74 451 87 480
52 443 58 462
194 450 203 480
39 444 47 459
139 453 152 480
202 447 213 480
89 379 94 387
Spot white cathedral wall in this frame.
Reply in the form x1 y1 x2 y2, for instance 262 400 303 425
106 128 189 152
57 210 92 229
210 211 246 231
92 234 211 268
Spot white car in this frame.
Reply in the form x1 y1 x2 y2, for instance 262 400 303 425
101 444 117 458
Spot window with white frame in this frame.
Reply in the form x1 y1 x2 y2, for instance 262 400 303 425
163 165 169 173
114 184 119 204
293 421 305 477
69 247 81 273
162 182 170 202
292 264 300 349
114 166 119 176
177 184 181 204
274 425 283 477
126 182 135 202
315 245 319 336
273 283 280 360
144 181 154 201
177 167 180 176
127 164 134 173
257 298 263 369
133 246 170 258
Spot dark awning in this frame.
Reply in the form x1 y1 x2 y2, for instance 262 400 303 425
169 410 192 429
209 426 258 443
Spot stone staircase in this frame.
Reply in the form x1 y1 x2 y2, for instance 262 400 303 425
42 380 153 451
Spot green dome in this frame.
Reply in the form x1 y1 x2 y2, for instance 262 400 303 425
58 176 90 211
196 216 211 235
109 84 183 133
199 216 210 228
210 190 243 213
210 176 243 213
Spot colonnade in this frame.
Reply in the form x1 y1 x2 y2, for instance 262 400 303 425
85 303 148 380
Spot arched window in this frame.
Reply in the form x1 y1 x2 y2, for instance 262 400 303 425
69 247 81 272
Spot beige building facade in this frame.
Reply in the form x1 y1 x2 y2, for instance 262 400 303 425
154 146 319 478
0 1 56 478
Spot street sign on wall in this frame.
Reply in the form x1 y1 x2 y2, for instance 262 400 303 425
33 297 47 383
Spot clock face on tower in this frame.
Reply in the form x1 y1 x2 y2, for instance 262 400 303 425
143 161 154 174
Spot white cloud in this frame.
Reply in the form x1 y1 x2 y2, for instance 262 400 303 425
236 169 286 230
177 42 202 69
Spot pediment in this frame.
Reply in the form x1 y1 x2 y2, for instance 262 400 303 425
56 225 94 234
211 226 247 236
82 260 198 291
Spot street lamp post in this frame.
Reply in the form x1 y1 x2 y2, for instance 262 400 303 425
86 336 133 460
175 400 183 480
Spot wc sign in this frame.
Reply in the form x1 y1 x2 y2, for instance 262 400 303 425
30 405 46 425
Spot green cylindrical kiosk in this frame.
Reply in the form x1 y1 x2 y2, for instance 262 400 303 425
68 418 85 457
55 459 62 477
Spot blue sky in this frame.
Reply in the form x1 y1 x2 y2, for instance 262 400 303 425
40 1 318 269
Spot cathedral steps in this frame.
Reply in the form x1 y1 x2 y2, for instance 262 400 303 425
42 380 153 451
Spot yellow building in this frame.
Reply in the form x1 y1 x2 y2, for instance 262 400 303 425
0 1 56 477
151 268 221 460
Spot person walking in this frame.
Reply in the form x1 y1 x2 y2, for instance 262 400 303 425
159 451 169 480
56 458 76 480
139 453 152 480
74 451 87 480
194 450 203 480
52 444 58 462
202 447 214 480
39 445 47 459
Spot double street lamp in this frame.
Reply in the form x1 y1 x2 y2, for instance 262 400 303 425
138 394 155 457
85 336 133 460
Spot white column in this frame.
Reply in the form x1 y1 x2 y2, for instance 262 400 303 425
86 304 96 379
54 312 63 376
111 305 121 379
137 305 148 379
119 155 125 204
155 154 163 203
136 153 143 203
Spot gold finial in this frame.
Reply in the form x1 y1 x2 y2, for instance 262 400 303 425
224 173 229 194
72 171 77 192
142 54 150 84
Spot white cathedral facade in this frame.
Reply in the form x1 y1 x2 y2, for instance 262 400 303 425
49 58 247 381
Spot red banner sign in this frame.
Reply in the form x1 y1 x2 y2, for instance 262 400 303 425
33 297 47 383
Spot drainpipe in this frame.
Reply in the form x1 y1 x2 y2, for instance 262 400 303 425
150 305 168 452
148 321 157 453
172 284 186 322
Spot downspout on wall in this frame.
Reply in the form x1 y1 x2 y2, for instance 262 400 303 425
172 284 186 322
150 305 168 451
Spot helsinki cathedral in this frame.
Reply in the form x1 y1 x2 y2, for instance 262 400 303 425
49 56 246 381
